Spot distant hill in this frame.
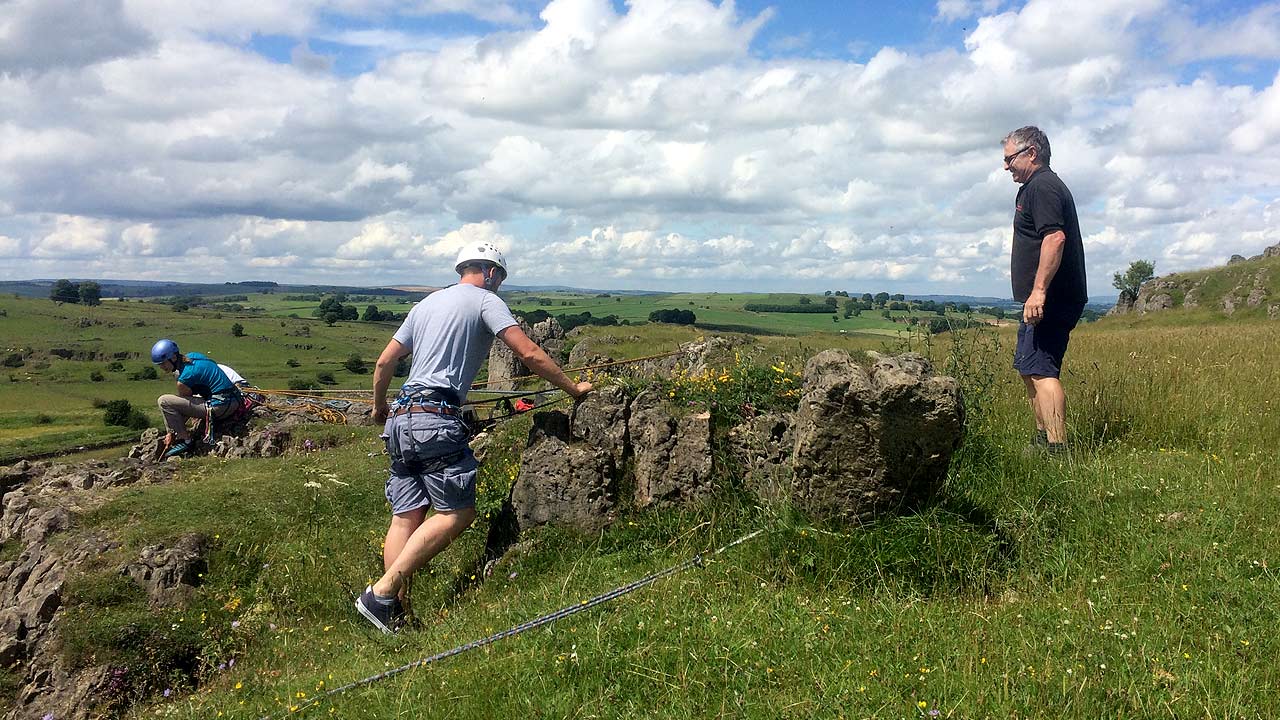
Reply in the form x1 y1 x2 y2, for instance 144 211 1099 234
0 279 415 299
1112 245 1280 318
0 277 1116 309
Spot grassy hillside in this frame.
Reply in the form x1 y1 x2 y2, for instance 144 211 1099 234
6 302 1277 718
1135 254 1280 318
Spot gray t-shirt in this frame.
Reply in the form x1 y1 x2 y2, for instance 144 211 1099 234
392 284 518 402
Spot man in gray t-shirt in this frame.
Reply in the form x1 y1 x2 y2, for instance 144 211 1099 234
355 242 593 634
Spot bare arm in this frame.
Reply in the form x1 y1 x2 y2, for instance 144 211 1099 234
497 325 592 398
372 338 410 423
1023 230 1066 324
175 382 193 399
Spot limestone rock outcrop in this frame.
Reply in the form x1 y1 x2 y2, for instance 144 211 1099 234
485 317 566 390
788 351 964 521
121 534 210 607
510 349 964 532
510 411 616 532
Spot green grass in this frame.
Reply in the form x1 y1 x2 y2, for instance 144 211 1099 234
10 303 1271 719
6 292 1280 718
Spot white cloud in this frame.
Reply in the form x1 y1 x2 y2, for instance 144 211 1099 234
0 235 23 257
120 223 161 256
1166 4 1280 62
0 0 153 74
0 0 1278 295
32 216 110 258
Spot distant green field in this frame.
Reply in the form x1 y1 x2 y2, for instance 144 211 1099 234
0 290 990 461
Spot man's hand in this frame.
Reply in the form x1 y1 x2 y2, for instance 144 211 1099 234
1023 289 1046 325
569 381 593 399
373 402 390 424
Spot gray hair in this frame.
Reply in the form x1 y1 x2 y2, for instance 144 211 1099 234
1003 126 1051 166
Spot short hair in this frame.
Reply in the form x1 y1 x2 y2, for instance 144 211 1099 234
458 260 506 279
1003 126 1051 166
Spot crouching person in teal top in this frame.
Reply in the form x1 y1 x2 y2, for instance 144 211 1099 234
150 338 242 458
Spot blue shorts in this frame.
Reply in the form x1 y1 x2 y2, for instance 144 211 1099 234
1013 304 1084 379
382 411 477 514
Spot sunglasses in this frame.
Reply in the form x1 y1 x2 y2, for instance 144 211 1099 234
1003 145 1033 164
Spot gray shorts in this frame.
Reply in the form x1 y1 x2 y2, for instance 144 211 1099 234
382 411 477 515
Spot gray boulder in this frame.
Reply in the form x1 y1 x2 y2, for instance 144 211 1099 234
570 385 630 469
485 317 566 390
788 351 964 521
628 390 713 509
121 534 210 607
510 411 616 532
727 413 794 502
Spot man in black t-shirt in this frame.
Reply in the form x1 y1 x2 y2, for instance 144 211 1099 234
1003 126 1087 454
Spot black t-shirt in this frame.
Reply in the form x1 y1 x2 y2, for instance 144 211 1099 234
1011 167 1087 305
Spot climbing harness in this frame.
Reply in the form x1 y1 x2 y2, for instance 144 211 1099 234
258 528 765 719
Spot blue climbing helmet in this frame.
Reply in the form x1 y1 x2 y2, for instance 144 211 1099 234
150 338 180 365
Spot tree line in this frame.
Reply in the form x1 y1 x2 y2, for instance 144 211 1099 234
48 279 102 306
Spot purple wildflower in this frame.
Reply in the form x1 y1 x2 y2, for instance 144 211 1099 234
163 689 172 698
230 620 240 629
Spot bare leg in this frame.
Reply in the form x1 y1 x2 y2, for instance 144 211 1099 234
1020 375 1044 432
384 507 428 571
372 507 476 598
1030 375 1067 444
383 507 427 605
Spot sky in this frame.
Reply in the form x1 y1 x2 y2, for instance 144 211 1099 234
1 0 1279 297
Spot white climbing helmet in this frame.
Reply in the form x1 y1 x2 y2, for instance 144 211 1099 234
454 242 508 278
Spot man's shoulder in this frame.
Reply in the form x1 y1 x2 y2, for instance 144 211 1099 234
1029 167 1071 192
187 351 209 361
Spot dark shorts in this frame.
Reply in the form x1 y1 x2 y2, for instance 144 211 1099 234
1013 303 1084 378
382 411 477 515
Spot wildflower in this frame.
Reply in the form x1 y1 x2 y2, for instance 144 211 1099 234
918 700 927 709
231 620 241 629
163 689 172 698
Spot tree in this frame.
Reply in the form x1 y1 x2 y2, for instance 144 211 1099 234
798 296 812 305
860 293 873 303
78 281 102 306
824 296 838 307
1113 260 1155 302
874 292 890 304
344 354 367 374
50 279 80 304
231 322 245 337
648 309 696 325
362 304 382 321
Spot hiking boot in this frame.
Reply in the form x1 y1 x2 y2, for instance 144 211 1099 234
355 585 404 635
1021 429 1049 457
164 439 193 458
